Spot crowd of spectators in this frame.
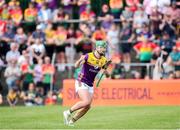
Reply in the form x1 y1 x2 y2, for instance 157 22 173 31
0 0 179 106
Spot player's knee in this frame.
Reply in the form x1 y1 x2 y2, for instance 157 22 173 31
85 104 91 109
83 100 91 107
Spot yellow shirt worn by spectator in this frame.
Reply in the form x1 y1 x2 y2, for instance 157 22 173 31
8 0 19 7
24 7 38 22
54 27 67 45
7 89 18 106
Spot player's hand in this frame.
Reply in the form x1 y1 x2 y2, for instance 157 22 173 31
80 55 85 61
102 59 112 69
75 55 86 68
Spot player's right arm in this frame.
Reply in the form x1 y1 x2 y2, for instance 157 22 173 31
75 55 86 68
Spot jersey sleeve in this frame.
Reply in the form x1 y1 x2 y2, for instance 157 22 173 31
84 53 89 62
134 42 141 50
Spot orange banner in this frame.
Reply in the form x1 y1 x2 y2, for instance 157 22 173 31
63 80 180 106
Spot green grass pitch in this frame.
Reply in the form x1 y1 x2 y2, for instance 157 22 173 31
0 105 179 129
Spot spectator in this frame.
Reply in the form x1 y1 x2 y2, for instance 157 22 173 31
169 2 180 23
92 26 106 43
101 14 114 32
79 22 91 37
119 20 135 71
111 57 125 79
44 23 55 58
45 23 55 45
99 5 114 31
9 5 23 26
162 60 175 79
23 83 38 106
17 50 29 66
44 90 57 105
42 56 55 95
143 0 154 15
28 24 46 45
159 32 175 57
151 47 167 64
131 71 141 79
24 2 38 22
167 46 180 78
1 23 15 44
30 38 46 64
0 4 10 20
65 27 76 64
126 0 140 9
109 0 123 18
0 18 7 37
8 0 19 9
6 43 20 64
134 4 145 18
149 6 162 37
167 71 176 79
73 29 84 56
54 25 67 63
78 37 93 55
53 7 69 23
61 0 75 18
137 23 155 41
20 56 34 91
4 60 21 91
14 27 27 53
34 59 44 93
7 88 18 107
120 7 133 22
0 0 5 6
37 3 52 25
107 23 119 58
133 4 149 30
80 5 95 23
34 0 44 9
34 88 44 105
47 0 58 10
160 14 176 39
98 4 113 21
24 2 38 33
77 0 90 15
152 48 164 80
134 36 158 78
157 0 171 14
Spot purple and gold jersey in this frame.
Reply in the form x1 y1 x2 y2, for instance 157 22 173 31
78 52 107 86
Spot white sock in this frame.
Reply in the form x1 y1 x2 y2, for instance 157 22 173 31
66 110 71 115
69 120 74 124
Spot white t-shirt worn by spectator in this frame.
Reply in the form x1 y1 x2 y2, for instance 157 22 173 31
31 44 45 55
4 65 21 80
143 0 170 15
6 51 20 63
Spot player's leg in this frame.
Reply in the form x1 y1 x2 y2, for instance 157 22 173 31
69 104 90 124
63 89 93 125
69 89 93 123
70 89 93 113
68 85 93 125
63 81 93 125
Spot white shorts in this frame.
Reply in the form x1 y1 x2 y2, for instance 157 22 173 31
75 80 94 94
